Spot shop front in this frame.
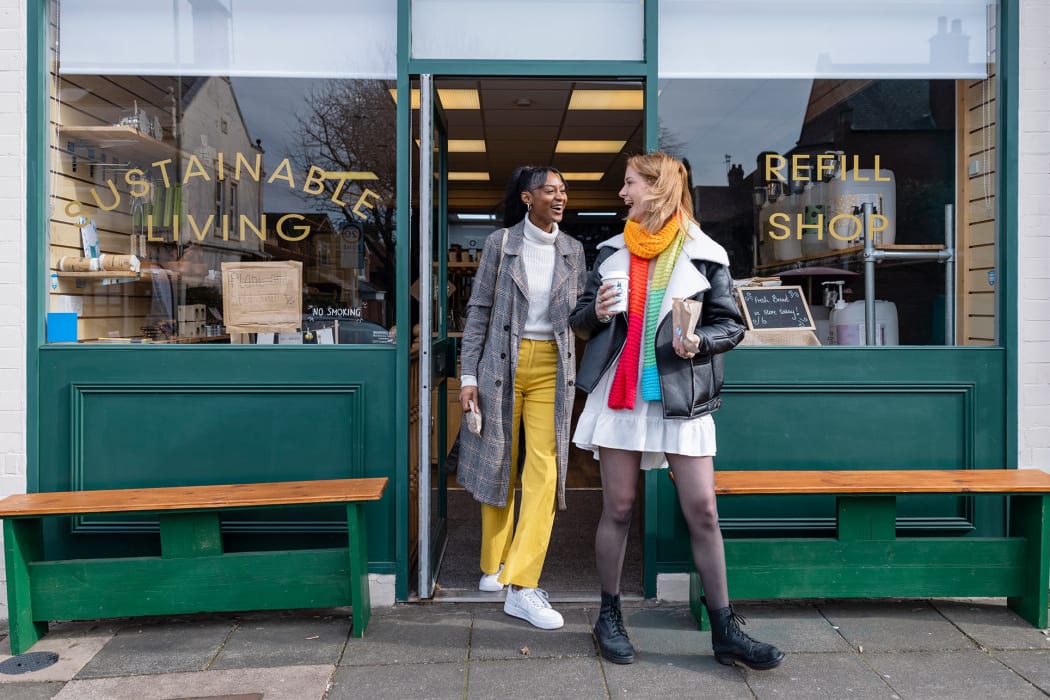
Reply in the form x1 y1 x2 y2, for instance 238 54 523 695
25 0 1014 602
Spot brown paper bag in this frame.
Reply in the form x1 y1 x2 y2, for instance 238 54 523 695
672 298 703 354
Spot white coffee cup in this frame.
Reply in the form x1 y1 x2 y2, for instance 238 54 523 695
601 270 629 314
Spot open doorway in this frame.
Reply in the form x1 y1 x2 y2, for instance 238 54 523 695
432 77 645 600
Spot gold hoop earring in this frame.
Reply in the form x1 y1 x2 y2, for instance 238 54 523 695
527 203 532 212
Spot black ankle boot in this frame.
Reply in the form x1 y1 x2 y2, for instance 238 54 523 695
708 604 784 670
594 592 635 664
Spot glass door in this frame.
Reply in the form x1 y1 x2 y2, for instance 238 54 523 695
417 73 452 598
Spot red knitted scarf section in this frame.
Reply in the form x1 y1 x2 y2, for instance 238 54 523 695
607 253 649 410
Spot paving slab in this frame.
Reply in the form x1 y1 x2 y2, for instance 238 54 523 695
865 649 1047 700
53 665 334 700
0 620 118 683
728 602 854 655
744 653 898 699
992 650 1050 694
209 610 351 670
0 682 68 700
468 605 595 661
74 616 235 678
819 600 977 652
329 661 466 700
466 657 606 700
602 604 707 658
932 599 1050 650
602 650 752 698
592 605 752 697
340 604 473 666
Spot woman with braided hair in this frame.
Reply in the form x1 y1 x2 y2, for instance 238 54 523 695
571 152 784 669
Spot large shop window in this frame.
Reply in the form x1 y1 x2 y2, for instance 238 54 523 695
45 1 398 345
659 0 999 346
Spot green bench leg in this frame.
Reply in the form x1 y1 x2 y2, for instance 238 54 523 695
159 513 223 558
1007 494 1050 629
346 503 371 637
3 518 49 655
689 570 710 630
837 496 897 541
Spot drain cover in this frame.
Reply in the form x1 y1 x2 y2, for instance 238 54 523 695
0 651 60 675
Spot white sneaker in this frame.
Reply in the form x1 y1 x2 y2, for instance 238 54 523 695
504 587 564 630
479 564 505 592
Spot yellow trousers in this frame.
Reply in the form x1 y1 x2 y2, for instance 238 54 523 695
480 339 559 589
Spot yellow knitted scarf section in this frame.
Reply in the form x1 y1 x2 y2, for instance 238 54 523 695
624 217 681 259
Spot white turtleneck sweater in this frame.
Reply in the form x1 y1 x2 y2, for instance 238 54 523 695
461 218 558 388
521 217 558 341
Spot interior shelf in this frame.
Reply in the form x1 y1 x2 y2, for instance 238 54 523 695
436 261 478 271
54 270 142 287
61 125 179 164
55 271 141 279
756 243 945 275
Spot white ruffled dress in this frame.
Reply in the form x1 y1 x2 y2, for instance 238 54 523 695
572 310 717 471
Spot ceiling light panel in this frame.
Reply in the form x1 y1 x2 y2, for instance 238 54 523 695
448 140 486 153
321 172 379 180
448 172 491 181
437 89 481 110
568 90 643 110
388 88 481 110
560 172 605 181
555 140 626 154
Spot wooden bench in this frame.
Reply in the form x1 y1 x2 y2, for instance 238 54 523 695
687 469 1050 629
0 477 388 655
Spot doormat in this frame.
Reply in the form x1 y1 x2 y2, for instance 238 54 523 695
0 651 60 674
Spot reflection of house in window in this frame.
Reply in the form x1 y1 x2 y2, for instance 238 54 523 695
174 76 265 275
265 212 361 309
214 179 224 232
228 180 238 224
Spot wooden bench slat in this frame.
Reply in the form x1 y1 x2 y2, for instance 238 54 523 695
0 477 388 517
714 469 1050 495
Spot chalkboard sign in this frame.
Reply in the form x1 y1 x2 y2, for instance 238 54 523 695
736 285 815 331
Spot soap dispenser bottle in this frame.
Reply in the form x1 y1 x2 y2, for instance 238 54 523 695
823 280 847 345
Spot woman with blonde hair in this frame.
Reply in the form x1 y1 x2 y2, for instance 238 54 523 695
571 152 784 669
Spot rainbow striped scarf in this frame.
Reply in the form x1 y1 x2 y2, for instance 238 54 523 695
608 221 685 409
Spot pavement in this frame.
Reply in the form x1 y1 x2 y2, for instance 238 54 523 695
2 597 1050 699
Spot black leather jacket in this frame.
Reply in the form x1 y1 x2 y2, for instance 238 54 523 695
571 240 745 419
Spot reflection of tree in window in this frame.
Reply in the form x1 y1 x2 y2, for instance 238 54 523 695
289 80 397 326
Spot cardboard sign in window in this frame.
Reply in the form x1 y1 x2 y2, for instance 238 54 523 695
221 261 303 334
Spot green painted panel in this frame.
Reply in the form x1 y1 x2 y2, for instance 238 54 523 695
72 387 364 488
35 346 398 571
28 549 356 620
723 538 1027 598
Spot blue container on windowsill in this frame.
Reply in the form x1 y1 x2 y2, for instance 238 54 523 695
46 312 78 343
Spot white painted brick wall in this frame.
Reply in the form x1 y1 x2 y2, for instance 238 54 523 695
0 0 25 621
1020 0 1050 470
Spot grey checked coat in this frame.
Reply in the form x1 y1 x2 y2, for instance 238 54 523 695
455 218 587 510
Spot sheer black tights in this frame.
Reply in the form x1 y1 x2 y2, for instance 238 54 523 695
595 448 729 610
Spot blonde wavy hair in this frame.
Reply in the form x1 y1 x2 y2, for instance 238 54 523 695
626 152 697 234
